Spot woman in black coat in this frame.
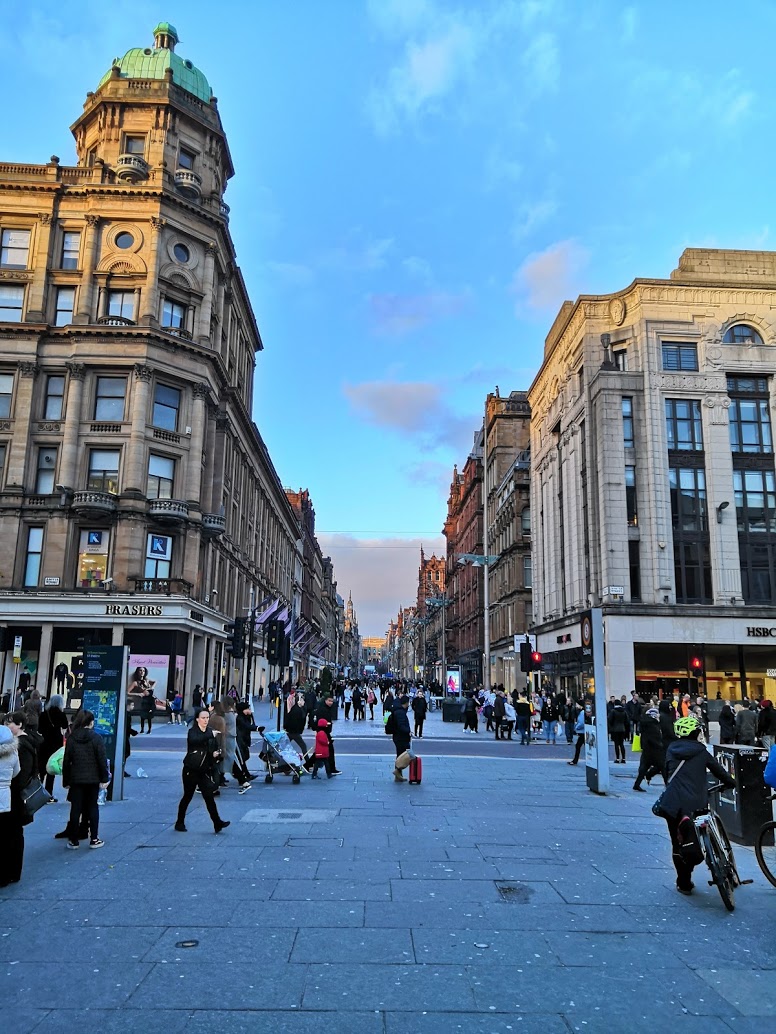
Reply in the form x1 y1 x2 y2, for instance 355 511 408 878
62 709 110 848
719 702 736 745
633 706 666 791
175 709 229 833
283 696 308 757
658 699 677 752
38 694 69 798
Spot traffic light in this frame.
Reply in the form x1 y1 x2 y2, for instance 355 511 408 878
265 618 285 664
690 656 703 672
224 617 246 659
531 650 542 669
519 641 532 671
279 629 291 668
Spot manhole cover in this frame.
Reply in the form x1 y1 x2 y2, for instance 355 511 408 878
496 882 534 904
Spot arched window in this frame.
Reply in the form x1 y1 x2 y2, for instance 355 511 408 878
723 324 763 345
521 507 531 534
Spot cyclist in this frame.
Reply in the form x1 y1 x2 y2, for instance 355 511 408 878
658 714 735 896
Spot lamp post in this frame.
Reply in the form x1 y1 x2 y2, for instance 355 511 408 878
457 552 499 693
426 593 453 690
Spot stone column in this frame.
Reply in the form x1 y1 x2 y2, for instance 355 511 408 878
25 213 55 323
75 214 100 324
37 623 54 698
186 383 209 505
58 362 86 490
197 242 217 344
141 217 165 326
124 364 153 494
6 362 39 489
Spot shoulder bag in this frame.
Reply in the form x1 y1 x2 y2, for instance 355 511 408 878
183 746 209 771
651 760 686 817
22 777 53 819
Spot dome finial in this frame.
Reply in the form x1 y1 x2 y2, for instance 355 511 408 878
153 22 179 51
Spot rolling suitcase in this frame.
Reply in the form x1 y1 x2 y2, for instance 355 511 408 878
408 756 422 784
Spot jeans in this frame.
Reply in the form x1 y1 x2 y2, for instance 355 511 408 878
543 720 556 744
516 716 530 743
564 719 574 744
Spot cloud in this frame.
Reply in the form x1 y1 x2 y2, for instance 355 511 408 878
320 234 394 272
510 239 590 312
402 255 433 281
343 380 474 451
367 0 432 37
512 197 558 240
521 31 559 94
483 148 523 191
367 289 471 335
318 532 446 637
404 460 451 499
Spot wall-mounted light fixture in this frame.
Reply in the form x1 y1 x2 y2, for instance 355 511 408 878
716 500 730 524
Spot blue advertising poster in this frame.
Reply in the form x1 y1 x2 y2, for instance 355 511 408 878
81 646 128 801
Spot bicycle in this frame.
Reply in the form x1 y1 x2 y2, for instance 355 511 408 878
754 790 776 888
692 782 751 912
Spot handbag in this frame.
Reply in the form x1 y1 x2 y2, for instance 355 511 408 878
183 747 209 770
21 777 53 818
651 760 686 817
631 734 641 753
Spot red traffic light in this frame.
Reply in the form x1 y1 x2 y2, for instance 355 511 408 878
531 651 542 666
690 656 702 670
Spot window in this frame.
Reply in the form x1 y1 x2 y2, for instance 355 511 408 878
147 453 175 499
665 399 704 451
625 465 638 526
723 324 763 345
35 447 57 494
54 286 75 327
145 533 172 578
60 231 80 269
0 373 13 417
629 540 641 600
523 554 532 589
734 470 776 533
152 383 181 430
123 135 145 155
662 342 698 371
728 377 773 454
178 148 196 170
44 375 65 420
521 507 531 534
162 298 186 329
0 229 30 269
107 289 135 320
0 284 24 322
78 529 109 589
88 449 120 494
173 243 190 263
670 466 712 603
94 377 126 421
23 526 43 587
613 348 628 371
622 397 634 449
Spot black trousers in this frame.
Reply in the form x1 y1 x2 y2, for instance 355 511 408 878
66 783 99 841
413 718 424 737
665 814 695 889
140 713 154 732
311 756 332 777
177 768 221 829
0 806 24 886
463 712 478 731
572 733 584 763
612 733 626 761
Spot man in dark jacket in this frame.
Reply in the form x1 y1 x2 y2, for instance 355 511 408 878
735 705 757 746
718 702 736 744
658 699 677 753
625 692 642 741
608 701 630 763
391 697 412 782
659 713 735 895
411 690 428 737
758 699 776 751
235 701 257 777
492 690 507 740
633 706 665 791
303 687 318 730
283 695 308 757
314 695 340 774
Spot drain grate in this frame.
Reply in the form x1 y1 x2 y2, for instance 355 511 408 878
278 812 303 819
496 882 534 904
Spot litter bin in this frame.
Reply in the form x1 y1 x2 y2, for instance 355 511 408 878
711 743 772 846
442 699 464 723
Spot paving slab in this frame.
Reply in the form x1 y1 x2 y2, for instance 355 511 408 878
290 927 414 963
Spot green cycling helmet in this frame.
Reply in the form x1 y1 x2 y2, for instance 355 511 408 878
674 713 701 737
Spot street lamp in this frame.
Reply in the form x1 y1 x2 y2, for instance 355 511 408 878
426 593 453 690
456 552 500 692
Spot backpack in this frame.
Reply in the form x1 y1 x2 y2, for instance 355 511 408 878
384 711 396 735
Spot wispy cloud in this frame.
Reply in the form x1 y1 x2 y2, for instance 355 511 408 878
402 255 434 281
521 31 559 94
404 459 452 499
265 260 315 286
343 379 474 451
320 233 394 272
512 197 558 240
510 239 590 312
368 288 471 335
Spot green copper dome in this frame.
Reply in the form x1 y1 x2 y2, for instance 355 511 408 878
98 24 212 103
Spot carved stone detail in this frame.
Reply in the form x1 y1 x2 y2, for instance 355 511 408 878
0 270 32 281
66 361 86 380
193 382 210 400
18 361 39 378
609 298 626 326
150 216 166 230
653 373 727 392
84 214 100 227
704 395 731 425
39 213 53 226
134 363 153 382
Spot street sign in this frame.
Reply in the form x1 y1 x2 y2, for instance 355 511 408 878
514 633 536 653
601 585 624 596
12 635 22 663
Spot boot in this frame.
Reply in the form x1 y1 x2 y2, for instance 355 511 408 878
393 767 406 782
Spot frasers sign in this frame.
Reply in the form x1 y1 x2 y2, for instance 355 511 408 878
746 627 776 638
105 604 163 617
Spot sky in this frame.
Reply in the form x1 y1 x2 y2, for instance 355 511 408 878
1 1 775 634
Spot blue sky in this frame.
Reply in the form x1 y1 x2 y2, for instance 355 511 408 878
1 1 774 634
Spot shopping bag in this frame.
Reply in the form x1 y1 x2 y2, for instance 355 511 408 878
631 734 641 753
46 746 65 775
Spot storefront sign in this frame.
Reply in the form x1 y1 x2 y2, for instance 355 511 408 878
44 576 60 586
105 604 163 616
746 626 776 637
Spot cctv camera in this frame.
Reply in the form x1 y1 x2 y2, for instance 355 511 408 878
101 578 113 586
211 588 219 596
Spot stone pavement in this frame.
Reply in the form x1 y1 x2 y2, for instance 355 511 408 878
2 746 774 1034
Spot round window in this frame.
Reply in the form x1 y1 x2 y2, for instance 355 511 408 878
173 243 190 263
115 231 134 250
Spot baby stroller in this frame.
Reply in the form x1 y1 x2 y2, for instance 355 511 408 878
257 728 307 784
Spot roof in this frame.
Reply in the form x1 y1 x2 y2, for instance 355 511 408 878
97 25 212 103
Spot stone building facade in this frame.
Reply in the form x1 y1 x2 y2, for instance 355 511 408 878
0 24 302 703
529 247 776 703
